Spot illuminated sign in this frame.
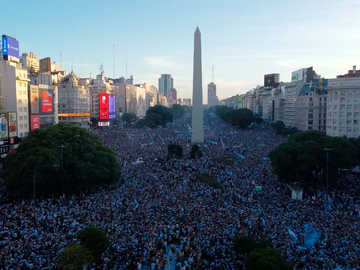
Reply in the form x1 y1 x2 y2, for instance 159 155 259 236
99 93 109 120
41 90 53 113
98 121 110 126
58 113 90 117
8 112 17 138
30 115 40 130
2 35 19 58
30 86 39 114
0 112 8 140
109 94 116 119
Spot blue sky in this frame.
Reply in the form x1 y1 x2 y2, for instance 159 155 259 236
2 0 360 100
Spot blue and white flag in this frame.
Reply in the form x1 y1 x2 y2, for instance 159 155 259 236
287 227 298 242
304 224 321 248
234 151 245 159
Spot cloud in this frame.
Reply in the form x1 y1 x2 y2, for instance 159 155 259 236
143 56 183 69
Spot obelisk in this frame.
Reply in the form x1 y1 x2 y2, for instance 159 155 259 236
191 27 204 143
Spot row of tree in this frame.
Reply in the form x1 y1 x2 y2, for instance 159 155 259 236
215 106 254 129
135 104 188 128
272 120 299 137
269 130 358 190
1 123 121 198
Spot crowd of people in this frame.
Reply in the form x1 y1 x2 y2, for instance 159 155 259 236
0 113 359 269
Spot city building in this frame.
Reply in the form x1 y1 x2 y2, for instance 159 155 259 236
0 59 30 143
89 74 118 126
158 74 173 97
207 82 218 107
273 84 285 123
167 88 177 107
182 98 191 107
150 86 159 106
295 82 327 132
336 65 360 78
58 72 90 128
326 77 360 138
126 75 135 85
20 52 39 73
291 66 319 83
283 81 304 127
39 57 62 73
159 94 167 107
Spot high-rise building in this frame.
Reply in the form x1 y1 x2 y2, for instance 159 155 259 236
20 52 40 73
191 27 204 143
336 65 360 78
58 71 90 129
158 74 173 97
126 75 134 85
207 82 218 107
264 73 280 88
291 67 319 83
168 88 177 107
182 98 192 107
326 77 360 138
39 57 62 73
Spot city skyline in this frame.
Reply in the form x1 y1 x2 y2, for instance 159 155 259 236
1 0 360 101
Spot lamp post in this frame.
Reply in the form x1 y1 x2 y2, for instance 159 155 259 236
57 145 65 197
324 148 333 210
33 164 60 225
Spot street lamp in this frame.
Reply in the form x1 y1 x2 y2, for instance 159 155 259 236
57 145 65 197
33 164 60 225
324 148 333 210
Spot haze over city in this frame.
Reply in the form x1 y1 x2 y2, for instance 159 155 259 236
1 0 359 100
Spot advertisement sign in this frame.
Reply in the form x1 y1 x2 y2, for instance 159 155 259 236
0 112 9 140
41 90 53 113
8 112 17 138
40 115 55 125
109 94 116 119
98 121 110 127
99 93 109 120
30 86 40 114
0 139 9 154
2 35 19 58
30 115 41 131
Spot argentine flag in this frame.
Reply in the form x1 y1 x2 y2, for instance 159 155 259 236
287 227 298 242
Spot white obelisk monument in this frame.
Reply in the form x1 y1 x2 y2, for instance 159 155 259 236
191 27 204 143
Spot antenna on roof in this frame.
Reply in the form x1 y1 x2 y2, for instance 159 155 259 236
60 53 62 69
113 44 115 79
100 63 104 76
71 58 73 72
126 59 128 79
81 58 83 77
212 65 214 83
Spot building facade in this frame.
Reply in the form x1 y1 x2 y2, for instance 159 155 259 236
58 72 90 128
158 74 173 97
207 82 218 107
20 52 39 73
168 88 177 108
326 78 360 138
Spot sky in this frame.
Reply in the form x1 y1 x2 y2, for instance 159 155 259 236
1 0 360 101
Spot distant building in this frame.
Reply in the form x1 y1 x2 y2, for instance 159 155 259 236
326 77 360 138
283 81 304 127
20 52 39 73
58 71 90 129
158 74 173 97
207 82 218 107
336 65 360 78
150 86 159 106
264 73 280 88
126 75 134 85
168 88 177 107
291 66 319 83
182 98 191 107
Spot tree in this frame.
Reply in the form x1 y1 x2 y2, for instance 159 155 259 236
246 248 293 270
167 143 183 159
59 244 92 270
269 130 358 189
214 106 254 129
1 123 121 198
122 113 136 126
190 144 203 159
233 236 258 254
172 104 187 119
78 226 109 260
146 105 174 126
145 112 163 127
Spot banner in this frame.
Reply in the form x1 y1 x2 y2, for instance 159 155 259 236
99 93 109 120
108 94 116 119
8 112 17 137
41 90 53 113
0 112 9 139
31 115 41 130
30 87 40 114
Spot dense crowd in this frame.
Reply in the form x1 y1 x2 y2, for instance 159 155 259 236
0 114 360 269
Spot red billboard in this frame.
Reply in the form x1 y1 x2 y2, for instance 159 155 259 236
30 115 41 130
99 93 109 120
41 90 53 113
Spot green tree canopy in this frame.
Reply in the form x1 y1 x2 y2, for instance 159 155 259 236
1 123 121 198
78 226 109 260
215 106 254 129
171 104 187 119
269 130 358 189
233 235 273 254
59 244 93 270
122 113 136 126
146 105 174 126
246 248 293 270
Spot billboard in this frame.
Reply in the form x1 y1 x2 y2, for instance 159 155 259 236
30 86 40 114
0 112 9 140
109 94 116 119
40 115 55 125
264 74 280 88
2 35 19 58
41 90 53 113
8 112 17 138
30 115 41 130
99 93 109 120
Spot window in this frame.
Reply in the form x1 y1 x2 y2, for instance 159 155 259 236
20 133 24 137
319 114 321 119
319 120 322 125
355 104 360 109
18 99 21 104
340 126 345 131
24 124 28 129
24 107 27 111
347 119 352 124
340 97 346 102
324 97 326 101
347 128 352 132
19 124 23 129
355 119 359 124
355 112 360 117
323 120 326 125
348 105 353 110
308 120 313 125
340 105 345 110
333 119 337 124
355 97 360 102
24 115 27 120
19 107 22 112
19 116 23 121
324 113 326 118
308 126 313 130
309 114 313 119
333 126 337 130
348 112 353 117
348 98 353 102
348 91 354 95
